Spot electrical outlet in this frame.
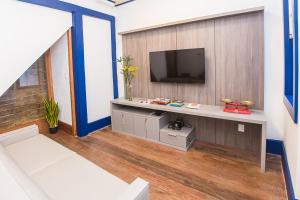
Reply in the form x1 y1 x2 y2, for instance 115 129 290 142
238 124 245 133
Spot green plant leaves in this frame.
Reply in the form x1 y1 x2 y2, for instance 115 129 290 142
43 98 60 128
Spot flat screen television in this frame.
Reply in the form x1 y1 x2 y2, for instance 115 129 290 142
150 48 205 83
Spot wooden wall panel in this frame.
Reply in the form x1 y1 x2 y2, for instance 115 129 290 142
122 11 264 155
122 32 148 98
215 12 264 109
176 20 216 104
196 118 216 143
215 120 261 154
146 27 178 99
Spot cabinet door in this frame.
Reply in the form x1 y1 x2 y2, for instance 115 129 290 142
134 115 147 138
146 118 160 141
123 111 134 134
112 110 123 132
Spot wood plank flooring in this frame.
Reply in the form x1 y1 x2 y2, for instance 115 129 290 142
41 127 287 200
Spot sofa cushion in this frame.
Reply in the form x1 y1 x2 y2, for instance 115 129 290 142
0 144 49 200
5 134 75 175
0 160 31 200
31 154 128 200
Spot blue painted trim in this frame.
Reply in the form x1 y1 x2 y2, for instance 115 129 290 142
18 0 77 12
74 13 118 136
267 139 297 200
283 0 294 97
282 144 297 200
266 139 284 155
19 0 119 137
111 17 119 99
19 0 114 20
72 13 88 137
293 0 299 123
84 116 112 134
283 0 299 123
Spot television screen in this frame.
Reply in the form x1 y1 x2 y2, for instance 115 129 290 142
150 48 205 83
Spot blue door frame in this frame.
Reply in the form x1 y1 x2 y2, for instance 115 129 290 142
19 0 119 137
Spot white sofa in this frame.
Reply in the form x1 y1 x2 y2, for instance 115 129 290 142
0 125 149 200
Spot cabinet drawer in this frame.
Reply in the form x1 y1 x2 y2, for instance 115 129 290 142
160 126 195 149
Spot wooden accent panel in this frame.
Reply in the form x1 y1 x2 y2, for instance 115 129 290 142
176 20 216 104
196 118 216 143
215 12 264 109
67 29 77 136
122 32 149 98
122 12 264 153
45 49 54 99
170 113 216 144
215 120 262 155
146 27 178 99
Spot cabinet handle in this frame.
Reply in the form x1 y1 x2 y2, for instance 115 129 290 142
145 118 148 136
168 133 177 137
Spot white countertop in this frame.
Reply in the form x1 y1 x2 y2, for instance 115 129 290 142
111 98 267 125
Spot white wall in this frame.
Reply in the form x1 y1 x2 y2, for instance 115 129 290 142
50 33 73 125
284 110 300 198
116 0 285 140
283 2 300 198
82 15 114 123
0 0 72 97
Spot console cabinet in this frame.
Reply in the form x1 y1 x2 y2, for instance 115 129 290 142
111 99 267 171
111 104 196 151
111 107 169 142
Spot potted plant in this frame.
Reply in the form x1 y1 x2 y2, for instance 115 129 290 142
43 99 60 134
117 56 138 101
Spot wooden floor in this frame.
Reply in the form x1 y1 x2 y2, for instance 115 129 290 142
42 127 287 200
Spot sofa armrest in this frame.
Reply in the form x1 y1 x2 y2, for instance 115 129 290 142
116 178 149 200
0 125 39 146
0 145 50 200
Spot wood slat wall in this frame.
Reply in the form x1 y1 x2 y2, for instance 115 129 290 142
122 11 264 155
215 12 264 109
176 20 216 104
146 27 177 99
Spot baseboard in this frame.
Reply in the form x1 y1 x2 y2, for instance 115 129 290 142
267 139 297 200
58 120 74 135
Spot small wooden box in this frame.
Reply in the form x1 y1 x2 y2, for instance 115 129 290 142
160 125 195 151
